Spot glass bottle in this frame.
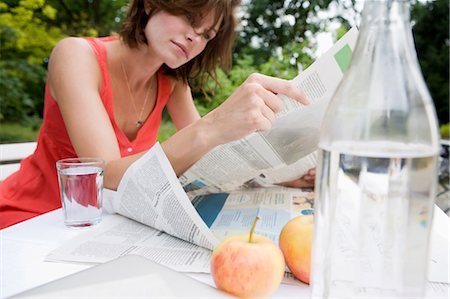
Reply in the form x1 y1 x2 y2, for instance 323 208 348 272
310 0 440 298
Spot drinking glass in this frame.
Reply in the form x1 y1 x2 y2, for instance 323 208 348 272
56 157 104 228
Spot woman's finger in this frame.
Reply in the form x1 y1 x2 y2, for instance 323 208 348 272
256 87 285 113
308 168 316 176
279 178 314 189
302 175 315 182
259 105 276 129
246 73 309 105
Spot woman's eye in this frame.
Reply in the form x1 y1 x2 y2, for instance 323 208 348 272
203 30 216 41
203 32 211 40
186 13 195 25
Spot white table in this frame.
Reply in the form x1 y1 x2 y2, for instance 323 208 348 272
0 209 310 298
1 207 449 298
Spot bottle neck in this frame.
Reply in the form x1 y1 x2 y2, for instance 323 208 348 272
360 0 410 26
318 0 440 150
352 0 418 70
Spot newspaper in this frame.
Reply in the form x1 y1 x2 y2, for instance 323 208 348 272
46 143 314 274
179 27 359 196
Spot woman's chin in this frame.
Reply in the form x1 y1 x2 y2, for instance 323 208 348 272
164 53 191 69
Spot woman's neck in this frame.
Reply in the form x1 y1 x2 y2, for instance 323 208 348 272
115 40 163 91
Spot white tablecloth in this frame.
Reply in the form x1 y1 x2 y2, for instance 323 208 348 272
1 207 449 298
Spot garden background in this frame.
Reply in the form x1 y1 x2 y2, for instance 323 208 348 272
0 0 448 143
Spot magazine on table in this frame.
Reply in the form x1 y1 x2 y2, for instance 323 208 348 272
46 28 358 274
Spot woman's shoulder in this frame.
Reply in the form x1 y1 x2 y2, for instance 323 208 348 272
48 37 100 69
52 37 93 55
47 37 104 95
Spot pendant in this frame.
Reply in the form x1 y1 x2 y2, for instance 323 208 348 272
136 120 144 128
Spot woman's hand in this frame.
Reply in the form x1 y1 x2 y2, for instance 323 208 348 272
279 168 316 189
203 73 308 146
162 73 308 177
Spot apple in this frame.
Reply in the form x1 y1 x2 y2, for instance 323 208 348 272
211 216 285 298
278 214 314 284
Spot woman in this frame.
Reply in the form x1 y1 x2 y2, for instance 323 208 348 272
0 0 314 229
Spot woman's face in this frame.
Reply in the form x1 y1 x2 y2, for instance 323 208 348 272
145 10 220 69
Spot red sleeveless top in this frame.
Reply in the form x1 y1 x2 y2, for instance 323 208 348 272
0 37 171 229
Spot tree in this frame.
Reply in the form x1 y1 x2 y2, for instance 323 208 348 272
0 0 64 124
0 0 129 125
234 0 356 66
191 39 314 114
411 0 449 125
45 0 128 37
0 0 63 62
191 0 355 112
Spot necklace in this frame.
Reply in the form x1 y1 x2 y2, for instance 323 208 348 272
120 58 152 128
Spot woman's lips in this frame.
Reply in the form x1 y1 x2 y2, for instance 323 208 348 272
172 41 189 59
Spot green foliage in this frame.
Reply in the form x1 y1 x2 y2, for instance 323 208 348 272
235 0 356 65
44 0 128 37
191 56 256 114
412 0 449 125
0 121 41 143
335 26 349 40
0 59 46 124
0 0 64 62
259 41 314 76
0 0 65 124
440 123 449 140
157 120 177 143
191 40 314 118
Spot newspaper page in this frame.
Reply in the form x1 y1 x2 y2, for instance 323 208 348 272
46 214 213 273
179 27 359 194
46 187 314 273
111 142 219 250
192 187 314 244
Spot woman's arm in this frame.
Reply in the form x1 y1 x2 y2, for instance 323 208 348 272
48 38 123 163
166 81 200 130
48 38 145 190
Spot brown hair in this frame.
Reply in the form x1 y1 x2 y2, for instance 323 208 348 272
120 0 241 84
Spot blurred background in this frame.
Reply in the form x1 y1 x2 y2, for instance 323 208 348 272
0 0 448 143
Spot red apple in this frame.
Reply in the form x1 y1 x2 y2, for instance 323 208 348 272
211 217 285 298
278 214 314 284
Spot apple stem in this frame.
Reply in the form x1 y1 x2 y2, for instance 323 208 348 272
249 216 260 243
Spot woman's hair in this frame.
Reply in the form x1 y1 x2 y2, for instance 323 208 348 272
120 0 241 84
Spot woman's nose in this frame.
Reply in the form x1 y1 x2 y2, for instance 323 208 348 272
186 32 200 43
186 27 203 42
